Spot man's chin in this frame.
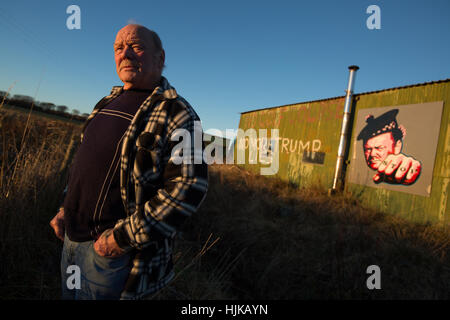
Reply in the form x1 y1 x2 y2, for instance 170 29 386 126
367 162 380 170
119 70 139 80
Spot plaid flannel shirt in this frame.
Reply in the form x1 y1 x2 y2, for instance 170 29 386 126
77 76 208 299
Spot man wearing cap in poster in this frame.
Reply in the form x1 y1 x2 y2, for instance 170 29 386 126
357 109 421 185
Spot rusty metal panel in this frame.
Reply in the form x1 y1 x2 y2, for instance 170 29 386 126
237 97 345 189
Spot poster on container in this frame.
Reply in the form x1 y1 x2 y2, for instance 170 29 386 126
348 101 444 197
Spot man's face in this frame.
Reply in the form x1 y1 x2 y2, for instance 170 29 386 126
363 132 398 170
114 25 164 90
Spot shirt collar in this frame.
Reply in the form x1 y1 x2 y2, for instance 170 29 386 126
110 76 178 101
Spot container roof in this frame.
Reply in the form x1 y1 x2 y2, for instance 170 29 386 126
240 78 450 115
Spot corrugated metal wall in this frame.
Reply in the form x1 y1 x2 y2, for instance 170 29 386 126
236 80 449 223
237 97 346 189
346 81 449 223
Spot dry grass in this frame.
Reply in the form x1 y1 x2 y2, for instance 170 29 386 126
1 109 449 300
0 109 80 299
156 164 450 300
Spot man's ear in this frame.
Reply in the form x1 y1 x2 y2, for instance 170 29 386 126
394 139 402 154
159 49 165 71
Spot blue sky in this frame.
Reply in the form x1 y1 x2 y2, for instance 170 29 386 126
0 0 449 138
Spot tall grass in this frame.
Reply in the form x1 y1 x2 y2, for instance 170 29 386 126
1 109 449 299
156 165 450 299
0 109 80 299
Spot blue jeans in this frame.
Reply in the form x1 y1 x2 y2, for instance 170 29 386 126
60 233 132 300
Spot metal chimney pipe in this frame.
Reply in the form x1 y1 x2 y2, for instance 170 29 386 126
330 65 359 193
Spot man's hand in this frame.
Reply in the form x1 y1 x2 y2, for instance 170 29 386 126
373 153 421 185
93 229 125 258
50 207 65 241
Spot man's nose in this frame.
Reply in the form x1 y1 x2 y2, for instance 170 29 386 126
371 149 381 158
119 45 134 60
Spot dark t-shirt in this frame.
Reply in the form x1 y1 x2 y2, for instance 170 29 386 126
64 89 152 242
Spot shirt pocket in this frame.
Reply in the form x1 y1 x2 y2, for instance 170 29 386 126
133 132 162 186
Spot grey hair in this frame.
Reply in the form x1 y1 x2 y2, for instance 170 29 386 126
145 27 166 71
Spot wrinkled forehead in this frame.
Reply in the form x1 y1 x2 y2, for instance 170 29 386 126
114 26 153 47
364 132 395 148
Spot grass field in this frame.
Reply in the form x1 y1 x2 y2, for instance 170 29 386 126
1 104 85 124
0 108 81 299
1 107 449 300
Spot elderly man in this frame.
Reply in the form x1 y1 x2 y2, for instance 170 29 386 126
50 24 208 300
357 109 421 185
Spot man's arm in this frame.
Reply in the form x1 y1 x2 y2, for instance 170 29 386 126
111 116 208 252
